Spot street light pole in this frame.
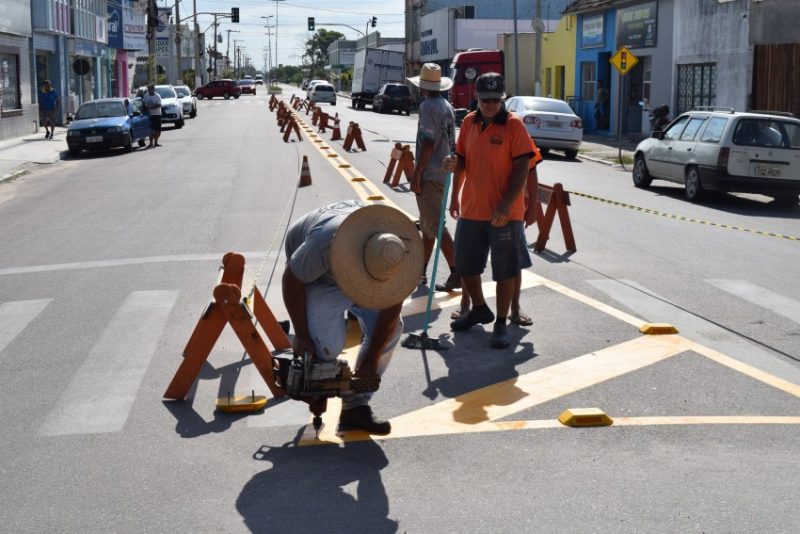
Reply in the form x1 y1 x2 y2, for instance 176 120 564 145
274 0 285 73
193 0 200 87
175 0 182 85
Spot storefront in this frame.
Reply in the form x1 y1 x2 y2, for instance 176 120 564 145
107 1 147 97
0 0 36 141
573 11 615 133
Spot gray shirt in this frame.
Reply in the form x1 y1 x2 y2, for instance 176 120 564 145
415 95 456 185
284 200 365 286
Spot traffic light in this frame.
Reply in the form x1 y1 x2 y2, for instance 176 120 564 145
371 16 377 28
308 17 315 31
231 7 239 23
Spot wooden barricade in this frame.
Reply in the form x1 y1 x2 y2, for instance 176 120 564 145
305 101 315 116
343 122 366 151
164 252 290 401
311 106 320 125
277 103 289 129
383 142 415 186
283 114 302 142
317 112 329 133
269 94 278 111
533 183 576 253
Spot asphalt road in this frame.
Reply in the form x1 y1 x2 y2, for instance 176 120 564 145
0 88 799 533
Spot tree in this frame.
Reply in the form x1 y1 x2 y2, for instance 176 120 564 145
303 29 344 79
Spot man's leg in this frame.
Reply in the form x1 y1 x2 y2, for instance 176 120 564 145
451 220 494 331
488 221 528 348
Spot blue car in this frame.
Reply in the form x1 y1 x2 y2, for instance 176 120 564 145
66 98 152 157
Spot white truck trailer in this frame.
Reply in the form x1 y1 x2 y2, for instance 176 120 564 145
351 48 406 110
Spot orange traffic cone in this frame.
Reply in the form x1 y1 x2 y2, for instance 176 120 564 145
299 155 312 187
331 113 341 141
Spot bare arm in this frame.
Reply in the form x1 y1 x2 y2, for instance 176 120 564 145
282 267 315 359
492 155 530 227
411 138 434 195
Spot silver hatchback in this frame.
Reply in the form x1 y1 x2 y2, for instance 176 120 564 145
633 109 800 206
308 83 336 106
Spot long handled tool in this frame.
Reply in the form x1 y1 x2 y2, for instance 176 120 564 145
402 170 453 351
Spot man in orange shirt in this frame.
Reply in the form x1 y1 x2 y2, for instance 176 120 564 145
448 73 537 349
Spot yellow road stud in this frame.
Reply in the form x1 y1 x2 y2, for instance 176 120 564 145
216 391 268 413
639 323 679 335
558 408 613 427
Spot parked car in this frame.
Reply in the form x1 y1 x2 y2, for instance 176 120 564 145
195 79 241 100
504 96 583 159
66 98 152 157
153 85 185 128
173 85 197 118
633 108 800 205
238 79 257 95
308 83 336 105
373 83 413 115
305 79 328 98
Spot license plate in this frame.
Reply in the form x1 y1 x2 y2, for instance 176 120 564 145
546 121 562 128
754 164 781 177
86 135 103 143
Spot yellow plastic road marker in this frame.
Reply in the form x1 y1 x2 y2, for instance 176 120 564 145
558 408 613 427
216 393 268 413
640 323 679 335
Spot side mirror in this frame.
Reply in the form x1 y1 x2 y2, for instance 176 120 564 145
651 130 664 139
131 111 142 117
66 114 73 123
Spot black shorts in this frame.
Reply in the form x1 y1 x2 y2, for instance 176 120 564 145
150 115 162 131
454 219 531 281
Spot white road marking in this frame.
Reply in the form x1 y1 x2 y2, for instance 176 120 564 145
706 279 800 325
39 290 178 436
0 299 52 356
589 279 800 386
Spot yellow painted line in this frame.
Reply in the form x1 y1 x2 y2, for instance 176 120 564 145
570 190 800 242
686 340 800 400
609 416 800 426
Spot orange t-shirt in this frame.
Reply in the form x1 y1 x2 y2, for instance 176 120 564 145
455 110 536 221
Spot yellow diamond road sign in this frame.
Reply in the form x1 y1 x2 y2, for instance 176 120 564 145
610 46 638 76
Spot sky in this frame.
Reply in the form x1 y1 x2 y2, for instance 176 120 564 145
167 0 407 71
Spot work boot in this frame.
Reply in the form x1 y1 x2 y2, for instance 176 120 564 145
339 405 391 435
491 322 510 349
434 272 461 292
450 305 495 331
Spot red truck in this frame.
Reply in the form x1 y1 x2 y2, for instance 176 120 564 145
449 49 503 110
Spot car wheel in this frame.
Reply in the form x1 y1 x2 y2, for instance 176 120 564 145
405 108 411 116
332 101 336 106
196 93 203 100
684 166 704 201
773 193 799 208
234 95 240 99
372 103 379 113
138 138 146 147
223 92 230 99
176 118 184 129
564 149 578 160
124 133 133 152
190 107 197 118
632 154 653 188
69 148 80 157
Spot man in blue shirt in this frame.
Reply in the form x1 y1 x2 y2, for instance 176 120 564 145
39 80 60 140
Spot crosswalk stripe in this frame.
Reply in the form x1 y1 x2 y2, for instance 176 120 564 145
0 299 52 356
38 290 178 436
706 279 800 325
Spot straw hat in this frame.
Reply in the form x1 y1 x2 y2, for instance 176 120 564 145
407 63 454 92
330 205 423 309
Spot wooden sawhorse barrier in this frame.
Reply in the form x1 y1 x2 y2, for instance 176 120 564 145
533 183 576 253
163 252 289 401
383 142 415 187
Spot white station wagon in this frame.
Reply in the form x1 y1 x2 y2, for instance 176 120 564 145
633 108 800 206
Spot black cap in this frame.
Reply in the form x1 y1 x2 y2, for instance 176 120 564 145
475 72 505 99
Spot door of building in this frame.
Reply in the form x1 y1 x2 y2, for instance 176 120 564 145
624 61 644 134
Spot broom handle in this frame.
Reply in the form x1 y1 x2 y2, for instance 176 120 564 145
421 169 452 335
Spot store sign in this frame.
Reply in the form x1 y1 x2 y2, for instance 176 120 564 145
156 38 170 57
616 1 657 49
582 14 604 48
123 8 147 51
0 0 32 37
108 6 124 48
420 9 452 61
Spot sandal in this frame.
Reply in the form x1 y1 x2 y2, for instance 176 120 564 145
450 306 471 320
509 311 533 326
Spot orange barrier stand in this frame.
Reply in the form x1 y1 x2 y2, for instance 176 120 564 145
164 252 290 401
383 142 415 187
318 112 329 133
533 183 576 253
330 113 341 140
343 122 366 151
283 114 303 142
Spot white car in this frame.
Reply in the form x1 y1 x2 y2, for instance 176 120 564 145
633 109 800 205
305 79 328 99
173 85 197 118
505 96 583 159
308 83 336 105
153 85 185 128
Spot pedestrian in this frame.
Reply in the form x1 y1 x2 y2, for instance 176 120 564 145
407 63 460 291
447 72 537 349
39 80 60 140
282 200 423 434
595 80 609 130
143 84 162 147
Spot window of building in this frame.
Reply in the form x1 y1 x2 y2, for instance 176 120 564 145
677 63 716 115
0 53 21 111
642 56 652 104
581 61 596 101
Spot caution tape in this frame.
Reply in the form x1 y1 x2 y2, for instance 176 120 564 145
568 191 800 242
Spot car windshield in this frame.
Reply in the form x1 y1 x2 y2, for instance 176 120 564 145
174 87 191 97
733 118 800 149
238 81 253 86
75 101 126 119
314 86 334 92
517 98 574 114
155 86 176 98
385 85 408 96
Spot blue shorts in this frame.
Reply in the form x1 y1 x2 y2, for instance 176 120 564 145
455 219 532 281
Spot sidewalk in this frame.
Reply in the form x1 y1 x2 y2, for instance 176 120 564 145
0 126 69 182
577 133 644 167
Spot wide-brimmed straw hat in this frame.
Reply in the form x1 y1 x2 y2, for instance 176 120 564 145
407 63 454 92
330 205 423 309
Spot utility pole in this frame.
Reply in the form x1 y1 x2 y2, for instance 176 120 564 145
175 0 182 85
213 14 218 79
513 0 519 95
534 0 543 96
147 0 158 81
193 0 200 87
